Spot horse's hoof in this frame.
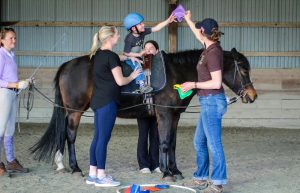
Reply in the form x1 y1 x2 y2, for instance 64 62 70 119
174 174 184 180
54 168 69 174
72 171 84 177
55 166 65 172
71 167 82 173
162 175 175 182
71 168 83 177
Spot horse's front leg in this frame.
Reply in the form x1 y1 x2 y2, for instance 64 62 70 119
66 112 82 174
157 110 174 181
169 114 184 180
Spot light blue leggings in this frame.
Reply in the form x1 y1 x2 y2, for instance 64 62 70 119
0 88 17 162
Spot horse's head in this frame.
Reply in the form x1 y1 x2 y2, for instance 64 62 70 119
223 48 257 103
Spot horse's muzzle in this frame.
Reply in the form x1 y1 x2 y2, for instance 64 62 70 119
241 86 257 103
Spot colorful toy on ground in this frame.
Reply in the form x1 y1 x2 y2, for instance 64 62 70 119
125 184 170 193
118 184 197 193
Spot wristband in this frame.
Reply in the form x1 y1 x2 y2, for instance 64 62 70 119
16 83 19 89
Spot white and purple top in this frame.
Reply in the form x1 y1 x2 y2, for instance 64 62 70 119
0 47 18 88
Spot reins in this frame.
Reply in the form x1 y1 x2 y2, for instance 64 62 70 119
21 83 242 120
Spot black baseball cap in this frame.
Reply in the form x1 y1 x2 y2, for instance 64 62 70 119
195 18 219 35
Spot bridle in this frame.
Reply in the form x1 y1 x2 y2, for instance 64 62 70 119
232 53 253 99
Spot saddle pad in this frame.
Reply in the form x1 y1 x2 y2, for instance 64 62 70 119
121 51 167 95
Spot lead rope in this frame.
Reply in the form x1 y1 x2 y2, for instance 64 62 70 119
21 82 241 121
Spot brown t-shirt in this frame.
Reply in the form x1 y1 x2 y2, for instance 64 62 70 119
196 42 224 96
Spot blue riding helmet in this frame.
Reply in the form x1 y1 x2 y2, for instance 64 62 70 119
123 12 144 30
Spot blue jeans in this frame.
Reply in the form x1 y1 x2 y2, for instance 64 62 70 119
193 93 228 185
90 101 117 169
125 60 145 84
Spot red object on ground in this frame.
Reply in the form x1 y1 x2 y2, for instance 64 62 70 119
143 186 161 192
125 186 131 193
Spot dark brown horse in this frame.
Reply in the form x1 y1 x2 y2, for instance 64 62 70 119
31 48 257 180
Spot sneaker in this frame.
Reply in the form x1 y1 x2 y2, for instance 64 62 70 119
94 175 120 187
183 179 209 190
7 159 29 173
140 85 153 94
0 162 6 176
153 167 162 173
85 175 96 185
201 185 223 193
140 168 151 174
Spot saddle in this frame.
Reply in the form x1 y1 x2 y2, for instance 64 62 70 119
142 54 153 70
121 51 167 95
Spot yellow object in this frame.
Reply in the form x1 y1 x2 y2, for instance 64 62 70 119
173 84 193 99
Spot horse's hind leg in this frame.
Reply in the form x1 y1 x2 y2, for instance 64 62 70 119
66 112 82 174
169 114 184 180
54 117 68 171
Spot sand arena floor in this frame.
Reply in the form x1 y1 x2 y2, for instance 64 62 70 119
0 123 299 193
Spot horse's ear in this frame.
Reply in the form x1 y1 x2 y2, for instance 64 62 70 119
231 48 239 59
231 48 238 54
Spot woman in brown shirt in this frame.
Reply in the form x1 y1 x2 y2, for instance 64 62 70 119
181 11 227 193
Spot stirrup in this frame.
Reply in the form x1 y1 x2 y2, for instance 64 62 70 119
140 85 153 94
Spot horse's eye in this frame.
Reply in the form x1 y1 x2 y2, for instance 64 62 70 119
240 69 248 76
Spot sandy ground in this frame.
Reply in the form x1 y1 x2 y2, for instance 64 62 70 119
0 123 299 193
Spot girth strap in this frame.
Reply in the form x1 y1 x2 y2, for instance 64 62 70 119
144 67 155 116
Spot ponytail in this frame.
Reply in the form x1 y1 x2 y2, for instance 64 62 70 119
208 28 224 42
89 26 116 59
89 32 100 59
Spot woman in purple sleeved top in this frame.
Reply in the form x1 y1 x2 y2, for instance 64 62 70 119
0 27 30 176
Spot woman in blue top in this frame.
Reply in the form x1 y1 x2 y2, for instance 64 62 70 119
85 26 140 187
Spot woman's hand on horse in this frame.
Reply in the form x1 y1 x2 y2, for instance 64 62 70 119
181 82 194 93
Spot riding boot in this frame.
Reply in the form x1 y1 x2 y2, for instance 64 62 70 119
4 136 29 173
0 162 6 176
7 158 29 173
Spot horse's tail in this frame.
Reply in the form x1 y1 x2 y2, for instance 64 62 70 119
30 68 67 161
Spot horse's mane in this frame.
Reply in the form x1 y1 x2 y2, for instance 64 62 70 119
164 49 203 67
